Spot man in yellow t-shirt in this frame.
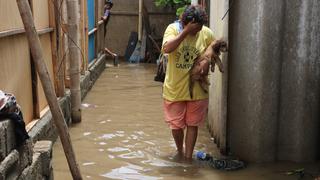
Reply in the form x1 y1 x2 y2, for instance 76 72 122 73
162 5 216 161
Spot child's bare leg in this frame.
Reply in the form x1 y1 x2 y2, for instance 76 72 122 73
185 126 198 160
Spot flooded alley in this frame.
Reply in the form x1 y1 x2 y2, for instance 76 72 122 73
52 63 319 180
0 0 319 179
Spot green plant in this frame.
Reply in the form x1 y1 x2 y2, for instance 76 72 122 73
154 0 191 17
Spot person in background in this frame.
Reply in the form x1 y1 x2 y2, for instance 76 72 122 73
161 5 221 161
101 0 118 63
101 0 113 23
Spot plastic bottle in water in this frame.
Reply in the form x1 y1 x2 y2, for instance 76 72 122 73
196 151 213 161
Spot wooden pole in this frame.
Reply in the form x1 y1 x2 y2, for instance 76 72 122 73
79 0 86 74
49 0 65 97
138 0 143 41
61 0 70 88
16 0 83 179
67 0 82 123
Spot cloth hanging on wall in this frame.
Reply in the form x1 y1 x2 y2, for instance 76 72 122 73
0 90 29 147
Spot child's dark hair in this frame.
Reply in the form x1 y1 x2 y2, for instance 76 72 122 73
105 0 113 8
181 5 208 26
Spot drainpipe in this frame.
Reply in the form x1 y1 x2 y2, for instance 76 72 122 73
138 0 143 41
67 0 82 123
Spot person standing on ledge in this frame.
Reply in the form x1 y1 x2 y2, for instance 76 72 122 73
101 0 117 60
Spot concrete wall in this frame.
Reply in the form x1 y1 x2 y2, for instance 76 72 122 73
277 0 320 162
207 0 229 153
223 0 320 162
105 0 176 56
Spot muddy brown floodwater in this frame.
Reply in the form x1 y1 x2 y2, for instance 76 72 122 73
53 63 319 180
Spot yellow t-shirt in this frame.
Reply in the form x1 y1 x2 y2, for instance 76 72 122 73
162 22 214 101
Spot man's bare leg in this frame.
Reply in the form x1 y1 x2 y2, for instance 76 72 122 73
185 126 198 161
172 129 184 156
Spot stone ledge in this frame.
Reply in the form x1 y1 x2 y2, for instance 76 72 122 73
0 149 19 180
18 153 42 180
33 141 52 177
0 120 16 161
17 140 33 172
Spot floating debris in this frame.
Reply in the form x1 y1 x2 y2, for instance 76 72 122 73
82 162 96 166
83 132 92 136
81 103 98 109
196 151 245 171
107 147 130 152
284 168 305 179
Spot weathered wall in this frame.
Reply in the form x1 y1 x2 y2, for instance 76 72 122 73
207 0 229 153
277 0 320 162
225 0 320 162
0 55 106 180
105 0 176 56
0 35 34 123
0 1 24 31
0 0 54 123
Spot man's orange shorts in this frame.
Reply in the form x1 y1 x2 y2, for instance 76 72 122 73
163 99 209 129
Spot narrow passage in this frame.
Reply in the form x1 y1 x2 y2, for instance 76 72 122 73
53 63 317 180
